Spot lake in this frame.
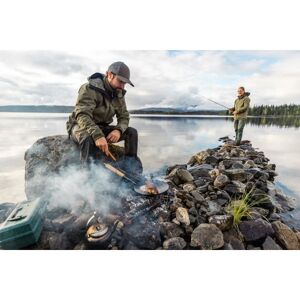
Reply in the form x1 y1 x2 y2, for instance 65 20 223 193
0 113 299 223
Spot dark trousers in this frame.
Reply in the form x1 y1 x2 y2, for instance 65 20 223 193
71 125 138 164
233 119 246 145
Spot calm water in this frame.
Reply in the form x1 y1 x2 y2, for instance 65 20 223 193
0 113 299 209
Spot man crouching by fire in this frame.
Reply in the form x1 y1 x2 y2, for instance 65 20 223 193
66 61 141 173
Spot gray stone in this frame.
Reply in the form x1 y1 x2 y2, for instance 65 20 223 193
244 160 256 169
208 215 233 231
163 237 187 250
231 180 246 193
225 169 247 181
262 236 282 250
232 162 244 169
125 222 161 250
206 201 222 216
239 218 274 244
160 222 185 239
190 190 205 203
214 175 230 189
190 224 224 249
272 221 300 250
176 169 194 184
49 232 73 250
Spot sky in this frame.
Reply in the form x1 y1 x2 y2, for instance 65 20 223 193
0 50 300 110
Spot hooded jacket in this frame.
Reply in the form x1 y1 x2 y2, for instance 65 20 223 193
231 92 251 120
66 73 130 141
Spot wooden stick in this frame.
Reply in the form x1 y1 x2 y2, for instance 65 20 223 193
107 150 117 161
104 163 125 177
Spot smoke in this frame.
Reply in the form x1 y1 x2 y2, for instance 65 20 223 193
27 161 132 216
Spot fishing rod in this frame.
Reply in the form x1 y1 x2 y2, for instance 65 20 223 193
200 94 231 110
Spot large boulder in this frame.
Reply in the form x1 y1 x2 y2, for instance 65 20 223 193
24 135 126 201
190 223 224 249
272 221 300 250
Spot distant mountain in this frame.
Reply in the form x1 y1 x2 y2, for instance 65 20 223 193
0 105 226 115
0 105 74 113
130 106 226 115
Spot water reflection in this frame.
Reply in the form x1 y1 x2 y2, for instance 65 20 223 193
0 113 299 208
226 116 300 128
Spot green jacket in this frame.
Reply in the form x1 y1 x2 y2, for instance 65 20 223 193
231 93 251 120
66 73 130 141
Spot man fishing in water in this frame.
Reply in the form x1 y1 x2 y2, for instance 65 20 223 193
228 87 251 145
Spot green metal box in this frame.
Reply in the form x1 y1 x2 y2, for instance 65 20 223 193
0 198 45 249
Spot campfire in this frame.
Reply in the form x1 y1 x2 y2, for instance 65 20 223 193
140 181 159 195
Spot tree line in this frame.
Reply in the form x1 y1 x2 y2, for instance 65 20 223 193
248 104 300 116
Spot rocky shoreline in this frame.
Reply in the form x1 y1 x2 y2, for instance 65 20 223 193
1 135 300 250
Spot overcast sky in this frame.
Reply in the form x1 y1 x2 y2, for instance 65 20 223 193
0 50 299 110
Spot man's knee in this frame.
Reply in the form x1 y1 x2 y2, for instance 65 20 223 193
125 127 138 137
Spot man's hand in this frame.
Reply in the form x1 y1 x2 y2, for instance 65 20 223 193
233 111 238 116
95 137 109 155
106 130 121 143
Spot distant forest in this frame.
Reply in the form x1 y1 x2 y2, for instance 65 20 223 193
247 104 299 116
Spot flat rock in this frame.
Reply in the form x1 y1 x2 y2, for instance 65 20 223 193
176 169 194 184
190 223 224 249
272 221 300 250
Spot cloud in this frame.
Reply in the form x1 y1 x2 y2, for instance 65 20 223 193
0 50 299 108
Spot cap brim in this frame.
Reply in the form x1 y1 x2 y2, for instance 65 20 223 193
116 75 134 87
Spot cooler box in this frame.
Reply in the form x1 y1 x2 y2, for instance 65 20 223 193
0 198 45 249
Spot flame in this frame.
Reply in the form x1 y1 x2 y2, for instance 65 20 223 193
145 181 159 195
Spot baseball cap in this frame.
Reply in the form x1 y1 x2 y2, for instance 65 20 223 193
107 61 134 87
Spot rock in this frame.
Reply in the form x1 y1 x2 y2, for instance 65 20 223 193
223 230 245 250
232 162 244 169
125 221 161 250
262 236 282 250
209 168 220 180
163 237 187 250
190 190 205 203
218 160 234 170
189 164 213 178
160 222 185 239
176 169 194 184
206 201 222 216
73 241 87 250
246 245 261 250
247 207 269 220
182 183 196 193
244 160 256 169
225 169 247 182
194 178 208 187
269 213 281 222
231 181 246 193
208 215 233 231
197 183 209 193
204 156 219 165
274 193 296 212
51 214 77 233
239 218 274 245
49 232 73 250
272 221 300 250
190 224 224 249
214 175 230 189
0 202 16 224
224 183 241 195
176 207 190 226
